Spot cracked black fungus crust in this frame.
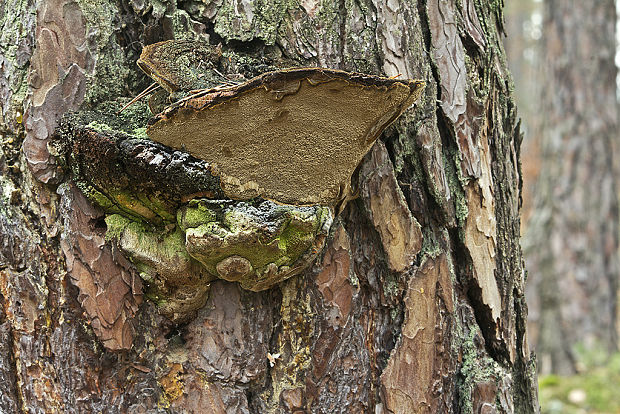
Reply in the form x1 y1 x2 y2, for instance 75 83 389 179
54 107 225 224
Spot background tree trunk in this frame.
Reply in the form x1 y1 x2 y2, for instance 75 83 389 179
0 0 538 412
523 0 620 375
503 0 540 228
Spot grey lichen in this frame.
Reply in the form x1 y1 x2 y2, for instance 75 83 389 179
212 0 296 45
457 327 505 412
0 0 34 133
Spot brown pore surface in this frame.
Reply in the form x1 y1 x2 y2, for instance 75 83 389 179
147 68 425 206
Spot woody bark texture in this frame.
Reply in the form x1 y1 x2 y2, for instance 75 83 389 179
523 0 619 375
0 0 539 412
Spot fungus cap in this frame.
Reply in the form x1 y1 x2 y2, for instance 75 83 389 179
146 67 425 206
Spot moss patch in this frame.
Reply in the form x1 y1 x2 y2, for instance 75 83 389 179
104 214 132 241
177 199 217 229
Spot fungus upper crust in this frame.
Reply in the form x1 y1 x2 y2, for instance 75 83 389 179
146 68 425 206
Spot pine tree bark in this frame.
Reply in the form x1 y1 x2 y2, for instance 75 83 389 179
524 0 619 375
0 0 538 412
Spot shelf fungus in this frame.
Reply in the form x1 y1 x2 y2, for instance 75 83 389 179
146 66 425 206
177 199 332 292
54 40 425 324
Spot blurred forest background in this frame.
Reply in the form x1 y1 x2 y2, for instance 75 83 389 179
505 1 620 412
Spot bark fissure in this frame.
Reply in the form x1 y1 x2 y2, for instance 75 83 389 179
6 324 23 413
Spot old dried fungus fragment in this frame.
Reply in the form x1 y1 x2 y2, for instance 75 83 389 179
137 40 224 94
360 141 423 272
147 67 425 206
380 254 454 414
178 199 333 292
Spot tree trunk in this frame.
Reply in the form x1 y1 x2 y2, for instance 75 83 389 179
0 0 538 412
523 0 619 375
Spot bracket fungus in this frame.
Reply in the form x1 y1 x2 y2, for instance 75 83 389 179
146 66 425 206
55 39 425 325
177 199 332 292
